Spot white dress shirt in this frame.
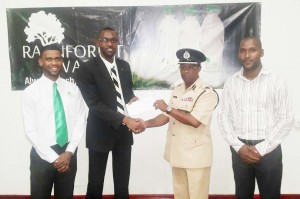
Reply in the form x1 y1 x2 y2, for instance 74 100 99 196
218 67 294 156
22 75 88 163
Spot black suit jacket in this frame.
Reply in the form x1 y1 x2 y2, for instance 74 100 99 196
76 55 135 152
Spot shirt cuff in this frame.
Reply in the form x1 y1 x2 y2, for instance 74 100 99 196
66 143 77 154
48 152 59 163
255 142 267 156
231 139 245 153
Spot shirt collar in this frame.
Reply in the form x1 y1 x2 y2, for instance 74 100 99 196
40 74 62 86
183 78 205 91
237 65 270 81
99 53 116 68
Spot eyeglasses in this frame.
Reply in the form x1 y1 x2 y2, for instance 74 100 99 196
44 57 63 63
98 38 119 44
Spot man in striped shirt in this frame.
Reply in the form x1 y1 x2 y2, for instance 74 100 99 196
218 36 294 199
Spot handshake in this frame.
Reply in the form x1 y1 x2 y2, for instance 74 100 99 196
122 99 169 134
122 116 146 134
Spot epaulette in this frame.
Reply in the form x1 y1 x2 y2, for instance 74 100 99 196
176 83 182 87
206 87 219 109
196 86 219 109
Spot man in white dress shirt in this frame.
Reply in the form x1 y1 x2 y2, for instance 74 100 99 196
218 36 294 199
22 44 87 199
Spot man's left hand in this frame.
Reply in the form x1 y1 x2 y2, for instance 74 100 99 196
153 100 167 112
53 151 72 173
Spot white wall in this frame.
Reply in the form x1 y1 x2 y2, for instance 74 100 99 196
1 0 300 195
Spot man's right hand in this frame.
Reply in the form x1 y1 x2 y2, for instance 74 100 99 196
238 145 262 164
122 116 145 134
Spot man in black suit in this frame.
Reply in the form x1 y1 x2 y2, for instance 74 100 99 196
76 27 145 199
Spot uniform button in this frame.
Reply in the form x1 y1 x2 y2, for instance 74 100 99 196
173 122 176 124
172 134 175 136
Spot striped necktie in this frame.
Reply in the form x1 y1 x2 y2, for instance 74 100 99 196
111 66 125 114
53 83 68 147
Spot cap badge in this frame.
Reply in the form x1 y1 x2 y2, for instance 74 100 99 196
183 51 190 60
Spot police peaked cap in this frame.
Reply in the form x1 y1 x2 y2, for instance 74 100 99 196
176 48 206 65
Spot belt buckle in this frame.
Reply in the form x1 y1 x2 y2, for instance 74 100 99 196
246 139 255 146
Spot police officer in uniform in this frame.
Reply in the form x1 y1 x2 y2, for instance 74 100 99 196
144 48 219 199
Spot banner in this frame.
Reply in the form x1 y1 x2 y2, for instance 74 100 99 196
6 3 261 90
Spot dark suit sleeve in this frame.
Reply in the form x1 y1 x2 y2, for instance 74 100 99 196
75 58 124 129
119 60 135 103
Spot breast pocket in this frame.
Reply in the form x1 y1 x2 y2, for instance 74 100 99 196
183 134 209 150
62 92 78 117
177 101 195 113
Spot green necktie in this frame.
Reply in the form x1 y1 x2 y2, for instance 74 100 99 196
53 83 68 147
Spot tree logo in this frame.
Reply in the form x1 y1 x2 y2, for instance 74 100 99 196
24 10 65 46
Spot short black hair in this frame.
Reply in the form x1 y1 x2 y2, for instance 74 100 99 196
96 27 118 39
101 27 116 32
39 43 62 57
240 36 262 49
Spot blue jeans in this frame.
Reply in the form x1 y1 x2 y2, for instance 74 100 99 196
231 145 282 199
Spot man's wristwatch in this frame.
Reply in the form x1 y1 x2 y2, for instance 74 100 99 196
165 106 172 114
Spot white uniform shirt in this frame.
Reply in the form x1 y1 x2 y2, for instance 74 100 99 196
22 75 88 163
218 67 294 156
